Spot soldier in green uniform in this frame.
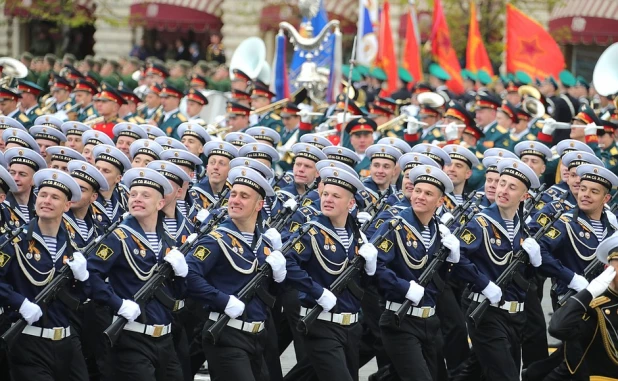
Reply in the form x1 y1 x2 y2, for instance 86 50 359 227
273 102 314 173
416 91 445 145
345 117 377 178
138 83 163 123
120 57 140 90
335 96 366 151
507 106 537 151
48 75 75 117
72 79 98 122
370 96 402 139
145 63 169 86
16 80 43 127
0 87 32 129
250 81 284 131
230 68 251 92
117 85 146 124
474 91 511 153
36 54 56 97
158 83 187 139
100 59 122 88
225 101 252 133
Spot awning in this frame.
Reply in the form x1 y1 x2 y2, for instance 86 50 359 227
130 0 223 32
549 0 618 45
4 0 95 20
260 0 358 34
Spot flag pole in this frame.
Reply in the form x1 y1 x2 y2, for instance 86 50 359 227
341 36 358 145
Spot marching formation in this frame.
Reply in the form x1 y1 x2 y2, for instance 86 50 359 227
0 46 616 381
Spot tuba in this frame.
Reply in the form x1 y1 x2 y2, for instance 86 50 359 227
592 42 618 97
0 57 28 87
229 37 271 85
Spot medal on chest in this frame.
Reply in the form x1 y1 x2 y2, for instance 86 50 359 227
322 230 336 252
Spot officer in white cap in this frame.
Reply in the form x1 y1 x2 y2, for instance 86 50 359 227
113 122 148 158
129 139 163 167
82 130 115 164
3 127 39 151
61 121 91 153
190 141 238 211
92 144 132 229
47 146 86 173
4 147 47 225
224 132 256 149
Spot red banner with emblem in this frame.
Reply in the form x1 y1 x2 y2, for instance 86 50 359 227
430 0 464 94
466 1 493 75
377 1 398 96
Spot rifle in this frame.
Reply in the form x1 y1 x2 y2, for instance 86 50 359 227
104 209 227 347
207 187 230 212
556 257 604 306
522 183 548 220
360 191 393 233
363 189 391 216
393 196 482 326
269 181 318 231
297 218 403 335
1 212 130 348
609 190 618 213
0 225 28 252
468 205 565 327
203 223 313 345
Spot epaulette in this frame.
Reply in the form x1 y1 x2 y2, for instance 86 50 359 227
496 125 508 134
177 113 187 122
610 146 618 157
87 108 94 116
209 231 223 240
482 140 494 148
18 113 29 123
560 215 571 223
270 113 281 120
113 228 127 240
502 139 510 147
475 151 484 159
432 129 441 138
526 133 536 141
308 227 318 236
590 295 611 309
476 216 488 227
535 120 544 129
34 108 43 116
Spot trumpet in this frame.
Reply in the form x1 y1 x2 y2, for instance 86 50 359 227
39 97 57 114
377 114 427 133
84 116 104 126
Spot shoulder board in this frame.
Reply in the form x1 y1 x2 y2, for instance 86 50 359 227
209 231 223 240
535 120 544 129
475 150 484 159
496 125 508 134
590 295 611 309
432 129 441 138
113 228 127 240
177 113 187 122
476 216 488 227
526 133 536 140
482 140 494 148
18 114 29 123
610 146 618 156
560 215 571 223
87 108 94 116
309 227 318 236
270 113 281 120
35 108 43 116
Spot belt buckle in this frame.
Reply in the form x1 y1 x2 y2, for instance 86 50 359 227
341 313 352 326
152 325 164 337
422 308 430 318
251 323 261 334
509 302 517 313
173 300 180 311
53 328 63 341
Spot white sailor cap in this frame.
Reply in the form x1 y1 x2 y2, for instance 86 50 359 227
315 160 359 177
443 144 480 167
576 164 618 191
147 160 191 187
514 141 553 161
0 165 17 193
291 143 327 163
228 166 275 198
30 125 67 144
82 130 114 147
3 128 39 151
5 147 47 171
322 146 361 168
122 167 173 196
319 166 365 194
238 142 281 164
204 141 238 161
300 133 333 149
60 121 91 137
556 139 593 156
159 149 202 170
155 136 186 151
398 152 441 173
409 165 454 194
0 151 5 168
484 148 518 160
366 144 403 164
177 122 211 145
34 168 82 201
410 143 452 167
113 122 148 141
230 157 274 180
482 156 512 173
139 124 166 139
245 126 281 146
93 144 132 174
129 139 163 161
225 132 257 148
595 234 618 264
34 115 63 130
562 151 604 169
47 146 86 163
377 137 412 154
68 160 109 191
0 116 26 131
497 158 540 189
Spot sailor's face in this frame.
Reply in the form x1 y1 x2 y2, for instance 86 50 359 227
484 171 500 203
206 155 230 184
577 180 610 215
411 182 443 215
495 175 527 209
36 187 70 219
129 186 164 218
293 157 317 186
227 184 263 220
320 184 355 218
520 155 546 177
9 164 34 195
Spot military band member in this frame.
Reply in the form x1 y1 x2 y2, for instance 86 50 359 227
474 91 511 152
118 85 146 124
186 166 286 381
48 75 75 116
30 125 67 165
81 129 115 164
231 89 252 107
230 68 252 92
5 147 47 226
345 117 377 177
158 83 187 140
92 84 127 138
92 144 132 229
226 101 252 133
0 116 26 150
113 122 148 159
17 80 44 127
137 84 163 123
598 120 618 166
369 96 399 139
87 167 187 380
129 139 163 168
47 146 86 173
184 88 209 124
72 79 98 122
0 169 86 380
0 87 31 128
190 141 237 210
416 93 445 144
145 63 169 86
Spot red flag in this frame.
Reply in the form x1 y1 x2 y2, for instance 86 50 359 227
376 1 398 96
430 0 464 94
506 3 565 79
466 1 493 75
402 6 423 88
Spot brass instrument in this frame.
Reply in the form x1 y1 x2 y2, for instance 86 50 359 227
517 85 542 100
592 42 618 97
39 97 57 114
84 116 104 126
250 87 308 115
0 57 27 87
521 97 545 119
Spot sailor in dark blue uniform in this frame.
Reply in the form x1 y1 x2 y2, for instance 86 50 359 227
190 141 237 211
129 138 163 168
87 167 187 380
47 146 86 174
474 149 519 211
4 147 47 227
3 126 40 151
0 168 86 380
373 164 459 381
513 141 552 186
177 122 211 183
80 129 115 165
0 165 18 231
441 144 480 212
60 121 91 155
238 142 282 221
186 166 286 381
92 144 132 230
112 122 148 159
159 148 203 220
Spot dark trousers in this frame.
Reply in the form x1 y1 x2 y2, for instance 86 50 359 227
82 302 113 381
112 330 182 381
522 288 549 368
436 281 470 372
9 333 78 380
358 284 389 369
67 304 91 381
202 320 267 381
263 311 283 381
466 302 526 381
171 309 191 381
379 310 440 381
0 318 11 381
273 287 306 360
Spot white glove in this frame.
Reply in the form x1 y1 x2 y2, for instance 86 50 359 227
359 230 369 244
586 266 616 298
568 273 589 292
444 122 459 141
405 280 425 305
541 118 557 135
298 109 313 124
606 210 618 228
406 118 420 135
336 112 353 125
438 224 450 238
265 250 287 283
522 238 542 267
317 288 337 312
481 281 502 304
224 295 245 318
440 212 454 226
196 208 210 223
68 251 89 281
442 234 460 264
264 228 283 250
118 299 141 322
584 123 598 136
359 243 378 276
19 299 42 325
164 248 188 277
357 211 372 225
283 197 298 211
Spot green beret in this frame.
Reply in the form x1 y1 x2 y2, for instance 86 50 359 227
515 70 532 85
428 63 450 81
559 70 576 88
398 66 413 83
477 69 492 85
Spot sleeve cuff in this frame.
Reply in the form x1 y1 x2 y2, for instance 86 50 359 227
404 132 419 142
537 132 552 144
585 135 598 143
110 295 123 313
213 291 230 311
299 121 313 131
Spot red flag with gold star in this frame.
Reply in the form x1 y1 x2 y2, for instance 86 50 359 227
376 0 398 96
506 3 565 78
430 0 464 94
466 1 493 75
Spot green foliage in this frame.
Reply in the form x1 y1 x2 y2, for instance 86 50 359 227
4 0 129 28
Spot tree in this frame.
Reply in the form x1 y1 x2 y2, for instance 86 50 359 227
4 0 129 28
